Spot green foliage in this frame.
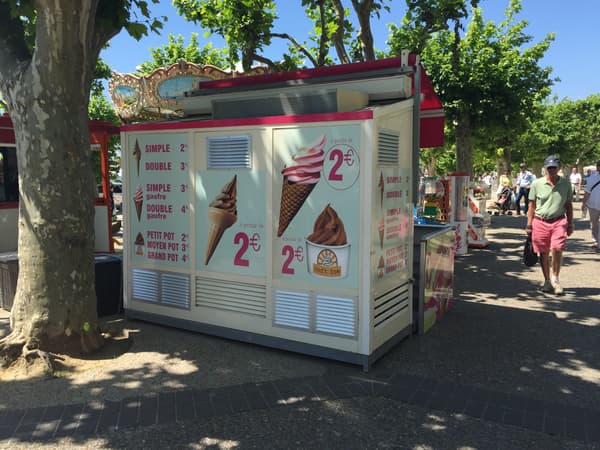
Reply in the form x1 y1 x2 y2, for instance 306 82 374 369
513 95 600 167
173 0 277 71
135 33 229 75
389 0 555 174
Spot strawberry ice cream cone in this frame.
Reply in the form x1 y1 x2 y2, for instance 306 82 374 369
277 134 326 237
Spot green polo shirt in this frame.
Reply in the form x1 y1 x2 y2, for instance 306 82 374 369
529 176 572 219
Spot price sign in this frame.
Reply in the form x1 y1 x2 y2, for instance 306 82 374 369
323 144 360 190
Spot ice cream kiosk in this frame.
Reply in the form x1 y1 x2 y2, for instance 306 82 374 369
118 56 444 370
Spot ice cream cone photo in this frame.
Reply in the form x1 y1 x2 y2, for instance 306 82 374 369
133 139 141 176
205 175 237 265
277 134 326 237
133 185 143 221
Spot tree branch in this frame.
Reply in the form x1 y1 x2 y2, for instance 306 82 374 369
271 33 318 67
330 0 351 64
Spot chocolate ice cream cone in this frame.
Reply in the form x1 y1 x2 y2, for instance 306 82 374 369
135 199 143 221
277 177 315 237
204 207 237 265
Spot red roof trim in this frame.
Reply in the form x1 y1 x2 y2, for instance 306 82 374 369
197 57 408 91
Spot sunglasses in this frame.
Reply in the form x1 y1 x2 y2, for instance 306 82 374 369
546 166 558 170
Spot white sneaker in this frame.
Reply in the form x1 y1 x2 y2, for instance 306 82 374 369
552 280 563 295
540 281 553 293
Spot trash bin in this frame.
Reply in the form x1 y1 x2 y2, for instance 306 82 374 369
0 252 19 311
94 254 123 317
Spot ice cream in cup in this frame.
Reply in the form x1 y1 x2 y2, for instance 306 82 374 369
305 204 350 279
135 232 145 256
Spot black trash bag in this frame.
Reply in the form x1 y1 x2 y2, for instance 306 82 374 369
523 234 538 267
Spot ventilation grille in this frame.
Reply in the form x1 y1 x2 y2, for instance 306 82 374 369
373 282 410 328
196 276 267 317
315 295 356 337
161 273 191 309
132 269 159 303
273 290 310 330
131 269 190 309
207 135 252 168
274 289 357 338
378 129 400 165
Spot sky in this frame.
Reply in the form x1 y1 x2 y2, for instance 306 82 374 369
101 0 600 101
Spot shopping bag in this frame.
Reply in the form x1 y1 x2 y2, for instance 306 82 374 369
523 234 538 267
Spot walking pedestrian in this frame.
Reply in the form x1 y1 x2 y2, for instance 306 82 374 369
526 155 573 295
514 163 535 215
581 160 600 250
569 167 582 201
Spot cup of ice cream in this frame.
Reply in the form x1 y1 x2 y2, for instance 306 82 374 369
135 232 145 256
305 204 350 279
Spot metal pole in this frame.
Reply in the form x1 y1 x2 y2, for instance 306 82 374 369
412 57 422 205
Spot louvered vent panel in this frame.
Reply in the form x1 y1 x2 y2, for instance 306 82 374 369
196 276 266 317
207 135 252 168
273 290 310 330
378 129 400 164
132 269 159 303
161 273 190 309
373 282 410 328
315 295 356 337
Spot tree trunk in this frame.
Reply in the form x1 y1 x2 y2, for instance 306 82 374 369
0 1 105 356
455 113 474 175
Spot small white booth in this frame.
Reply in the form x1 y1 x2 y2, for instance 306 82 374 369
120 56 444 369
0 116 119 254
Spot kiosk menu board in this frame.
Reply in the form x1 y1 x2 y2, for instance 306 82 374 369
129 133 191 268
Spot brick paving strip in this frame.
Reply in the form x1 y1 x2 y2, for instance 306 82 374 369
1 372 598 444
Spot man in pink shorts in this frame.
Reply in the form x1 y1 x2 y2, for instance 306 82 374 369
525 155 573 294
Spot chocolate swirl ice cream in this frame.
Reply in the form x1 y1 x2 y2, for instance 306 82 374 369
209 175 237 214
307 204 347 246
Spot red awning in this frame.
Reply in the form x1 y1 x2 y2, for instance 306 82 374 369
409 55 444 148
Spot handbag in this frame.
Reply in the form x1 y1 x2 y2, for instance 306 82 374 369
523 234 538 267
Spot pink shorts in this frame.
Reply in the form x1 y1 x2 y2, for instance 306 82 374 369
532 217 567 253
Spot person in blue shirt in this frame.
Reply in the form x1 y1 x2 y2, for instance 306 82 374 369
514 163 535 215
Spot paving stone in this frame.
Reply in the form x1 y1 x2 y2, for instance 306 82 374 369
175 390 196 422
463 399 487 419
96 400 120 433
193 390 214 418
502 408 524 427
209 387 234 416
118 396 140 429
157 392 176 424
54 404 85 437
75 403 102 436
302 376 336 401
408 389 433 408
241 383 269 410
521 412 544 432
564 420 587 441
0 425 16 440
257 381 283 408
227 385 251 413
0 409 24 427
139 395 158 427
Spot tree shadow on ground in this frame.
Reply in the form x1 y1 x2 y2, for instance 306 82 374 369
0 213 598 447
